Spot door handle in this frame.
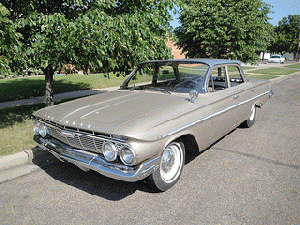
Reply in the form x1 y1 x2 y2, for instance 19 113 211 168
250 89 254 92
233 95 239 100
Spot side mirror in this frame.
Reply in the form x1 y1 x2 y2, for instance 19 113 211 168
189 90 199 103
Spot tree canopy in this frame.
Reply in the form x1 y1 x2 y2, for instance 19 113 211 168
268 15 300 56
1 0 176 105
0 3 23 74
174 0 273 63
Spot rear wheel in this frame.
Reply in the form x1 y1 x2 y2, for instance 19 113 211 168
148 142 185 192
241 105 256 128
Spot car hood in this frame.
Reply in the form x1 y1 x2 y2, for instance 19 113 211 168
34 90 201 139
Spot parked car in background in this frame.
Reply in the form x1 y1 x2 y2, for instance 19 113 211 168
268 55 285 63
32 59 273 191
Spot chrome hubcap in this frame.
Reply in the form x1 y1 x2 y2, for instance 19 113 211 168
160 143 183 183
161 149 175 174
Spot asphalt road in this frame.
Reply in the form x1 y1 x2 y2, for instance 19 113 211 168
1 73 299 224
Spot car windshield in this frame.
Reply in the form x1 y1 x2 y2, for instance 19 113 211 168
122 61 209 94
271 56 280 58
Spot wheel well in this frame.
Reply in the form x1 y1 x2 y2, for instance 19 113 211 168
176 134 200 164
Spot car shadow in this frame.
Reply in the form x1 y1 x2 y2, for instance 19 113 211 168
32 148 160 201
31 129 242 200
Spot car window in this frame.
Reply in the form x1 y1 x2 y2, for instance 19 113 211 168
208 66 229 91
126 62 209 94
227 65 244 87
208 65 244 92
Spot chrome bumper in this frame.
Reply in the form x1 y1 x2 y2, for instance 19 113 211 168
34 135 160 182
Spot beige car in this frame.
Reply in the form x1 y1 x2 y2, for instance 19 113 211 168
32 59 273 191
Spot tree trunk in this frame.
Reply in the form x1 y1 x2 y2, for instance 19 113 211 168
44 65 54 106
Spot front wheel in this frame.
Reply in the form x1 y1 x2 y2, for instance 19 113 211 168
148 142 185 192
241 105 256 128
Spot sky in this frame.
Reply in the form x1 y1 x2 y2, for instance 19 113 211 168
170 0 300 28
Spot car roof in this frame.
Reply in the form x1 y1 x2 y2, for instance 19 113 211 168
139 58 242 67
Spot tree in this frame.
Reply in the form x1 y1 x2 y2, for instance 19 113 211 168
0 3 23 75
268 15 300 57
1 0 175 106
174 0 273 63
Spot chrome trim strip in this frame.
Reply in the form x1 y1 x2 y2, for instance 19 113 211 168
237 90 270 106
162 90 271 137
34 135 160 182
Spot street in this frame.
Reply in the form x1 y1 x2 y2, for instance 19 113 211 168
1 73 299 224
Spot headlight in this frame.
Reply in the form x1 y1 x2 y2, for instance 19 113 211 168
33 120 40 135
38 123 48 137
103 142 118 161
33 120 48 137
120 146 136 166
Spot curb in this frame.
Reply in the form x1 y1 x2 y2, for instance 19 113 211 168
0 147 47 171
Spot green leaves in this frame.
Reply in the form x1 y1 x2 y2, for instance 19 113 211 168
175 0 273 63
1 0 175 76
0 3 23 75
268 15 300 54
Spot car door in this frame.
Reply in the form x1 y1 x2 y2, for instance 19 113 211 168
207 64 246 142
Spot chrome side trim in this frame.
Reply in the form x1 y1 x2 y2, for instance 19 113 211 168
237 90 270 106
34 135 160 182
162 90 271 137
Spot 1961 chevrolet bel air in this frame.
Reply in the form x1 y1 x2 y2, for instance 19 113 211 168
32 59 273 191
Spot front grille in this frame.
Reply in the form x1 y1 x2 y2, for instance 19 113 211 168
44 123 124 154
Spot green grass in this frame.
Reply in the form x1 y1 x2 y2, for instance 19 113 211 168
241 66 255 70
245 74 279 80
284 63 300 69
247 68 296 76
0 97 83 156
0 104 44 156
0 73 126 103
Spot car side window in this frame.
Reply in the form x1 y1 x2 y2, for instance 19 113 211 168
227 65 245 87
208 66 229 91
208 65 245 92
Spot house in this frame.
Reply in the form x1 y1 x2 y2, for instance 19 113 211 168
166 37 186 59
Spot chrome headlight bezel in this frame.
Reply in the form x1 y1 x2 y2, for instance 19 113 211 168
33 120 41 135
32 119 48 137
103 142 118 162
38 123 48 137
120 146 136 166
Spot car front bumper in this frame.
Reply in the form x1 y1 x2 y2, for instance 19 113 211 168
34 135 160 182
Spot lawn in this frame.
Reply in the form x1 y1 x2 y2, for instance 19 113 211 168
247 67 296 76
284 63 300 69
0 73 127 103
0 104 44 156
0 98 83 156
246 74 279 80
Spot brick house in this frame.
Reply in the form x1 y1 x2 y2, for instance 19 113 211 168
166 37 186 59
